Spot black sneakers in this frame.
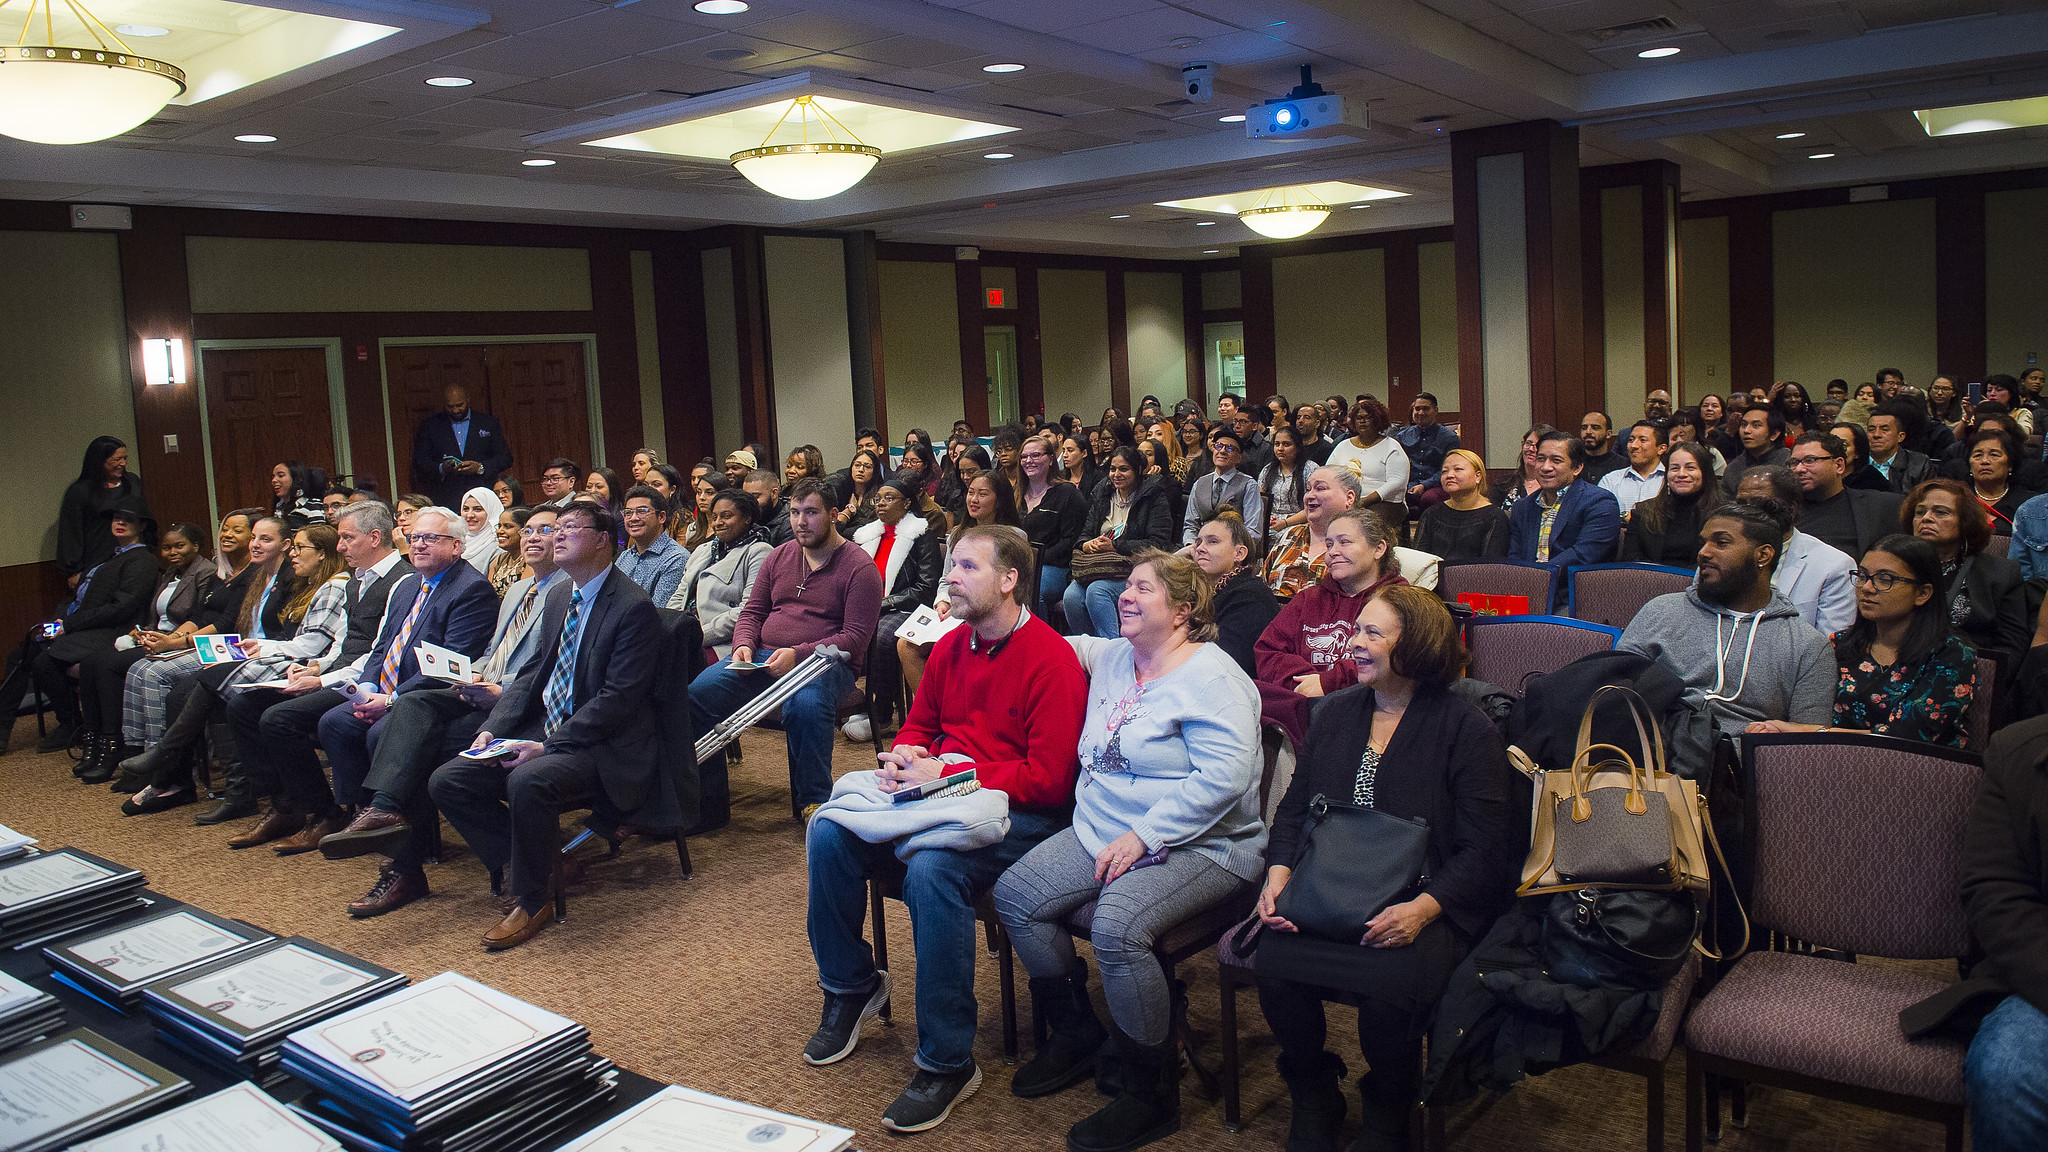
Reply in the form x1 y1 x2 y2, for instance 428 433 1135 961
801 971 891 1066
881 1065 982 1133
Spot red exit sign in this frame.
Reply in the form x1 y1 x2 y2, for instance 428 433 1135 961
986 288 1005 307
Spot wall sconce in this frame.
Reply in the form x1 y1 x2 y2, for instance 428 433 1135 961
142 338 186 386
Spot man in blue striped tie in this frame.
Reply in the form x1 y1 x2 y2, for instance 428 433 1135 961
428 500 665 951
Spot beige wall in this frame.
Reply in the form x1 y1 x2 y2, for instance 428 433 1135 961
629 250 666 466
1125 271 1186 412
0 232 137 567
1601 185 1648 421
878 260 964 442
1201 270 1241 311
1986 186 2048 380
1273 247 1388 403
1418 241 1459 415
1773 199 1937 390
764 235 855 468
186 236 592 314
1039 268 1112 422
1679 216 1730 405
701 248 744 462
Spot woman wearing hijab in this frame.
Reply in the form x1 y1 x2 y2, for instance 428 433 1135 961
457 487 505 575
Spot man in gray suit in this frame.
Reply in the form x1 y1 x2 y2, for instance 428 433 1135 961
1181 427 1264 545
429 500 665 950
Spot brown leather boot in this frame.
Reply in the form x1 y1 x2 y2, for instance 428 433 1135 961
227 806 305 850
271 811 350 856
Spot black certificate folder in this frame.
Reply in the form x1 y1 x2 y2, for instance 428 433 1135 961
0 847 146 949
0 967 64 1054
45 906 275 1011
0 1028 191 1152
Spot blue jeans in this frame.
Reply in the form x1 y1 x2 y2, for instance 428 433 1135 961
1061 578 1127 638
807 808 1063 1073
688 656 853 814
1967 994 2048 1152
1037 564 1070 622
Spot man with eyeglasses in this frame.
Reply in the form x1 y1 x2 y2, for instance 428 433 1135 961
1182 427 1264 546
319 507 564 918
1784 432 1903 561
1737 467 1856 635
211 502 415 827
431 499 665 950
614 485 688 606
537 458 582 510
259 506 499 856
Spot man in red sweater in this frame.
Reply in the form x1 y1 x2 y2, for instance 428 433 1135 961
801 525 1086 1135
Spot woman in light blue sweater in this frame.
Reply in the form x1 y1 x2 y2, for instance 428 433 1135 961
994 549 1264 1152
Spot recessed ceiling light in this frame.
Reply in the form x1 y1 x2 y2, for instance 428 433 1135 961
521 158 556 166
1194 220 1216 226
1218 114 1245 123
425 76 473 87
693 0 750 12
1110 214 1130 219
1348 203 1371 209
982 151 1014 159
234 134 277 143
1775 131 1806 139
1807 152 1836 159
1202 248 1221 253
982 63 1026 73
1637 47 1681 59
114 24 169 37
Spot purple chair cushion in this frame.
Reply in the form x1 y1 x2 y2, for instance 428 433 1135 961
1683 951 1965 1103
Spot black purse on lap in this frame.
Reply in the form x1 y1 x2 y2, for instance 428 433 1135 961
1273 794 1431 943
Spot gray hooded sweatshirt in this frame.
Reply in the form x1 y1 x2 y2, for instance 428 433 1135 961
1619 588 1836 772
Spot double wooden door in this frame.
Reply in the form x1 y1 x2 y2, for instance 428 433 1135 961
385 342 591 493
202 346 336 518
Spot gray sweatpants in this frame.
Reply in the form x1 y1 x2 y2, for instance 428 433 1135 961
993 827 1248 1044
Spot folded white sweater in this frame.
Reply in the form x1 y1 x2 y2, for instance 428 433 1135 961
812 770 1010 860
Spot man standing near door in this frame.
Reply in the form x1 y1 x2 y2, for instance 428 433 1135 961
412 385 514 509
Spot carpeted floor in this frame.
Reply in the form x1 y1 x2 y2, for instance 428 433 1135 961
3 719 1956 1152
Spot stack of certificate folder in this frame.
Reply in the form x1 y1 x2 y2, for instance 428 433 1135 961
139 937 406 1085
0 969 63 1053
0 847 146 949
0 1028 191 1151
280 971 617 1152
72 1082 343 1152
45 905 274 1011
0 821 35 861
554 1084 856 1152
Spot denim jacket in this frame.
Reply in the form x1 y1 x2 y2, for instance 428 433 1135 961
2012 492 2048 581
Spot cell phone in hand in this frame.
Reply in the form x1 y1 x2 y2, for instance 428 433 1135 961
1967 381 1985 406
459 738 521 761
37 622 61 639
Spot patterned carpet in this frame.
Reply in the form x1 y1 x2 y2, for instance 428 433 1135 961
2 717 1957 1151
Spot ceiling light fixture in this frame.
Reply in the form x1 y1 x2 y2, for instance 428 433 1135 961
1238 184 1330 239
1807 152 1835 159
1110 214 1130 219
729 94 880 199
1637 46 1681 58
521 158 556 166
982 62 1025 73
234 133 276 143
1194 220 1216 226
1775 131 1805 139
982 151 1013 159
1218 113 1245 123
425 76 472 87
693 0 750 12
0 0 186 145
1915 95 2048 137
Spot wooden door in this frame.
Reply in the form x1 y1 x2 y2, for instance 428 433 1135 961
203 346 335 518
483 342 591 490
384 345 490 496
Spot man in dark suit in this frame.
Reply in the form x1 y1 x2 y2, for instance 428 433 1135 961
210 503 414 830
1788 432 1903 560
411 385 513 509
1507 430 1623 609
429 499 665 951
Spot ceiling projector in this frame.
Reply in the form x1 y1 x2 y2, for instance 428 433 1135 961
1244 66 1370 140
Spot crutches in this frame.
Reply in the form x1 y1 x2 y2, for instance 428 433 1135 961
692 645 849 763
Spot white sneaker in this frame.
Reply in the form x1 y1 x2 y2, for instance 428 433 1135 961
841 714 873 743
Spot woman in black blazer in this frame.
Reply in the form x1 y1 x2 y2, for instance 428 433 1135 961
1016 439 1088 618
1903 479 2032 670
1253 586 1517 1152
1621 443 1725 569
1061 451 1178 637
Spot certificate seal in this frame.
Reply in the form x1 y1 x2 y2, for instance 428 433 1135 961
352 1048 386 1063
746 1123 787 1143
208 1001 235 1012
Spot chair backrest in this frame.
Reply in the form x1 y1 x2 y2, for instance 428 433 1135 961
1465 615 1620 696
1969 656 1998 751
1745 733 1979 959
1437 559 1558 616
639 608 703 832
1259 723 1297 825
1568 563 1694 629
1984 534 2010 559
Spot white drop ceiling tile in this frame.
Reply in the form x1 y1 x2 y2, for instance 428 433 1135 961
468 0 590 36
857 65 988 92
984 70 1112 98
986 92 1104 115
624 0 785 30
1128 30 1301 67
298 86 467 120
442 10 698 76
407 97 589 131
840 35 991 69
400 145 526 172
644 32 821 70
957 0 1161 35
357 64 544 97
1417 0 1515 24
742 11 899 54
1071 82 1177 110
1709 14 1869 50
391 30 508 63
1058 8 1241 55
276 136 427 162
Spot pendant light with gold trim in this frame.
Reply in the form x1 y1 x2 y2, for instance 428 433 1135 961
0 0 186 145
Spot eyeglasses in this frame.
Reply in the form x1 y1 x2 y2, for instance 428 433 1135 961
519 524 557 536
620 506 661 518
285 543 313 554
1851 569 1924 591
1788 454 1835 468
408 532 459 547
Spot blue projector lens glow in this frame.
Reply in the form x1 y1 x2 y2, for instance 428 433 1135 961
1274 105 1296 127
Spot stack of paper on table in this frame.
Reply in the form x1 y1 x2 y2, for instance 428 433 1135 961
45 906 274 1012
279 971 617 1152
0 1028 190 1151
71 1081 343 1152
140 937 406 1086
554 1084 856 1152
0 968 63 1053
0 847 146 950
0 821 36 861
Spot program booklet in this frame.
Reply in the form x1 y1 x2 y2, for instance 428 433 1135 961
554 1085 855 1152
895 603 965 645
414 641 473 684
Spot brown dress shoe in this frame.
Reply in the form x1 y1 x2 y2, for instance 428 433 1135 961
319 807 411 860
272 812 350 856
481 897 554 951
227 807 305 849
347 868 428 918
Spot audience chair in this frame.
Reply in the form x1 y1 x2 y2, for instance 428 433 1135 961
865 877 1019 1061
1681 732 1982 1152
1968 656 1998 752
1568 563 1694 629
1437 559 1558 616
1217 723 1301 1131
1465 615 1620 697
1983 534 2010 559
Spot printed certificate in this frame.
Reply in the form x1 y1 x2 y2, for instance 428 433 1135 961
556 1086 854 1152
162 943 381 1036
0 852 115 907
72 1082 339 1152
306 977 548 1099
0 1031 186 1150
58 910 266 989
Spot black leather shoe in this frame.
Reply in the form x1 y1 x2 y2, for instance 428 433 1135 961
192 795 258 825
36 724 75 754
121 787 195 817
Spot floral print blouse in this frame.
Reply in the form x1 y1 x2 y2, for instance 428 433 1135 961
1831 633 1977 749
1262 524 1325 601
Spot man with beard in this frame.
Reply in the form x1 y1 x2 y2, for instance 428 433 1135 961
1618 497 1834 772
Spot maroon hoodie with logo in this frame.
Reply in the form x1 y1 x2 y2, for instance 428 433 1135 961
1254 568 1408 747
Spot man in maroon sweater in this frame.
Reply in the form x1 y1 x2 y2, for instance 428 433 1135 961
688 477 883 820
800 525 1087 1134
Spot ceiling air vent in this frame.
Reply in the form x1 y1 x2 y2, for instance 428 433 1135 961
1582 16 1680 42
